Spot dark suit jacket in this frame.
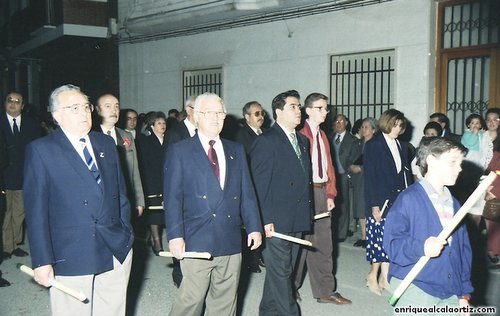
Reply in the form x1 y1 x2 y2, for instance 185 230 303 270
163 135 262 256
0 113 41 189
165 120 191 147
23 128 134 276
250 124 312 233
330 131 357 173
235 123 260 155
138 134 167 197
364 133 413 215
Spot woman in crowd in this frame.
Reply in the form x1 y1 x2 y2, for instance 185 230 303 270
363 109 413 295
348 117 378 248
139 111 168 255
485 132 500 269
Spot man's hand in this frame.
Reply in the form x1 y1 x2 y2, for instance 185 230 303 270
33 264 54 287
264 223 275 238
327 198 335 211
424 236 446 257
169 238 185 260
136 205 144 216
248 232 263 250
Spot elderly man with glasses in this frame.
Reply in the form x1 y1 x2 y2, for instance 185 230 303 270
23 84 134 316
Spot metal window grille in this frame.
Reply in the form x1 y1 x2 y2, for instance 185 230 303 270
447 56 490 134
183 68 223 101
329 50 395 124
442 0 499 49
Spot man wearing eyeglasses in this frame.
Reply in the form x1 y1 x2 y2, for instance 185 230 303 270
330 114 357 242
0 91 41 261
235 101 267 274
23 84 134 315
164 92 262 316
294 93 352 305
250 90 312 316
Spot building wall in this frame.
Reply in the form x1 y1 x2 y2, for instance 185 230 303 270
118 0 436 143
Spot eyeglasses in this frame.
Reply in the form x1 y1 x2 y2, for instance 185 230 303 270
312 106 330 113
251 111 266 118
6 97 22 104
334 119 346 123
60 103 94 114
197 111 227 119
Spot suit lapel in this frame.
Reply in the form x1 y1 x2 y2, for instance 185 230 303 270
54 129 102 193
115 128 124 147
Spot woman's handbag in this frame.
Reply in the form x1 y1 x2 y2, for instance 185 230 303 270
483 198 500 222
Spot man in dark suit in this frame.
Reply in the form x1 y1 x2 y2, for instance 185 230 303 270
235 100 266 273
164 92 262 316
429 112 461 142
163 96 197 287
235 101 265 153
165 96 197 145
0 91 40 260
330 114 357 241
24 85 134 315
250 90 312 316
0 131 11 287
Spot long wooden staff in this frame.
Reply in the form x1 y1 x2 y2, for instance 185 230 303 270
17 264 88 302
389 171 496 306
158 251 212 259
271 231 313 247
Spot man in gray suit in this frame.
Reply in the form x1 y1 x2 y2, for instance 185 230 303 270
95 94 145 218
330 114 356 241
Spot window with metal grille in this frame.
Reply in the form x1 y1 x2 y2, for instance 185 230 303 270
442 0 499 49
436 0 499 135
447 56 490 134
183 67 223 102
329 50 395 125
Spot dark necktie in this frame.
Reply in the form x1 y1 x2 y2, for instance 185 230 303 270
12 118 19 135
316 132 323 178
335 134 341 145
290 133 304 169
80 138 102 186
208 140 220 183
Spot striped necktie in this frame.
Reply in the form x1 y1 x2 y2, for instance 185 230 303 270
79 138 102 186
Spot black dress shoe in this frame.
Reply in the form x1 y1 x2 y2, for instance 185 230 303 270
0 272 10 287
152 247 163 256
12 248 29 257
1 252 11 260
248 265 261 273
353 239 366 248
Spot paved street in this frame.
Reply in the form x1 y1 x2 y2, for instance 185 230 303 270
1 231 498 315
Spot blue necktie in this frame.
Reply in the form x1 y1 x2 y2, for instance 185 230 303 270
79 138 102 186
